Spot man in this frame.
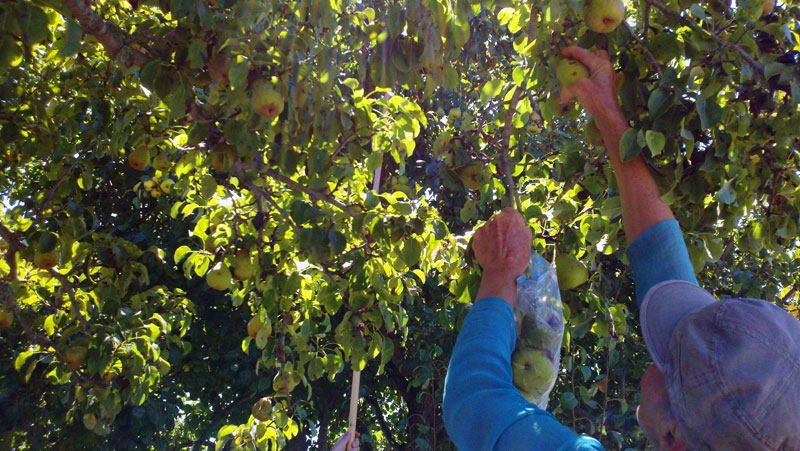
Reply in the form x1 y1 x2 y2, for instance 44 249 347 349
442 46 800 450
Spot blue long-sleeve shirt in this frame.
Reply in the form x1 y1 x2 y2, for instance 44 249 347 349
443 219 696 449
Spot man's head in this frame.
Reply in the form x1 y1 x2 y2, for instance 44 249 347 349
637 281 800 449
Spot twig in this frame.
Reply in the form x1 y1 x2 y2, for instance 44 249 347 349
48 269 91 331
500 88 524 212
263 168 357 217
622 21 663 78
259 188 301 236
644 0 764 77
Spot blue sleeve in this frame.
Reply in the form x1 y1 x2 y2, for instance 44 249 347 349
443 298 604 451
625 219 698 307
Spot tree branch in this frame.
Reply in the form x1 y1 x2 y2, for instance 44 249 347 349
262 168 358 217
643 0 764 77
61 0 150 67
364 395 400 449
623 21 663 78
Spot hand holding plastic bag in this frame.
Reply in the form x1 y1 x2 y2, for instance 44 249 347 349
511 251 564 409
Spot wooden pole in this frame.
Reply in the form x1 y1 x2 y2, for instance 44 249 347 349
345 369 361 449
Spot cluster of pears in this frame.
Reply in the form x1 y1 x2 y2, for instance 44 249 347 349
511 316 558 402
141 177 174 197
205 251 257 291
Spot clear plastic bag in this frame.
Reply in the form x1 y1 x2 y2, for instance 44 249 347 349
511 250 564 409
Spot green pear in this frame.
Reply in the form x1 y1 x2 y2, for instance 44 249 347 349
556 59 590 88
206 262 233 291
252 81 284 119
584 0 625 33
83 413 97 431
232 252 256 281
511 347 555 395
34 249 59 269
251 397 273 421
153 152 171 172
761 0 775 15
273 371 299 395
555 253 589 290
517 316 552 349
128 147 150 171
209 144 235 173
585 118 604 146
64 345 88 369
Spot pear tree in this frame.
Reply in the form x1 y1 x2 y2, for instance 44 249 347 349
0 0 797 449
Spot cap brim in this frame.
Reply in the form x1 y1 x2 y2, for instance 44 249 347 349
640 281 717 369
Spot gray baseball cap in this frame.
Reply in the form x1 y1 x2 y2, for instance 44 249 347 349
640 280 800 449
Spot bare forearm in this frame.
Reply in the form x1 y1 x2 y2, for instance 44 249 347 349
476 270 517 308
598 114 675 243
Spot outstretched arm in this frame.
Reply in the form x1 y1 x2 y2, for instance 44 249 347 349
559 47 674 243
560 47 697 304
443 209 604 450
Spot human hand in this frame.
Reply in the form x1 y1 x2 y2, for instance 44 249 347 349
472 208 532 282
331 431 360 451
558 46 625 128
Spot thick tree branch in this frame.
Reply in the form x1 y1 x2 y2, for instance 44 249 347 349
61 0 150 67
262 168 358 217
643 0 764 77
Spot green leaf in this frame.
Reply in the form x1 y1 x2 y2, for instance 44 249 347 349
459 198 477 223
480 79 504 105
716 179 737 204
561 391 579 409
228 59 249 91
188 39 206 70
645 130 666 156
619 128 641 162
15 350 34 371
21 6 49 45
60 19 82 58
697 96 722 129
401 238 422 267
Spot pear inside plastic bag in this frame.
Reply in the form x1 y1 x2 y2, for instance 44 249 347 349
511 251 564 409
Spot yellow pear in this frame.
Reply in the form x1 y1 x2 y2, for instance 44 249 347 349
457 163 483 190
584 0 625 33
252 81 284 119
247 317 263 339
556 59 590 87
64 345 88 369
206 262 233 291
